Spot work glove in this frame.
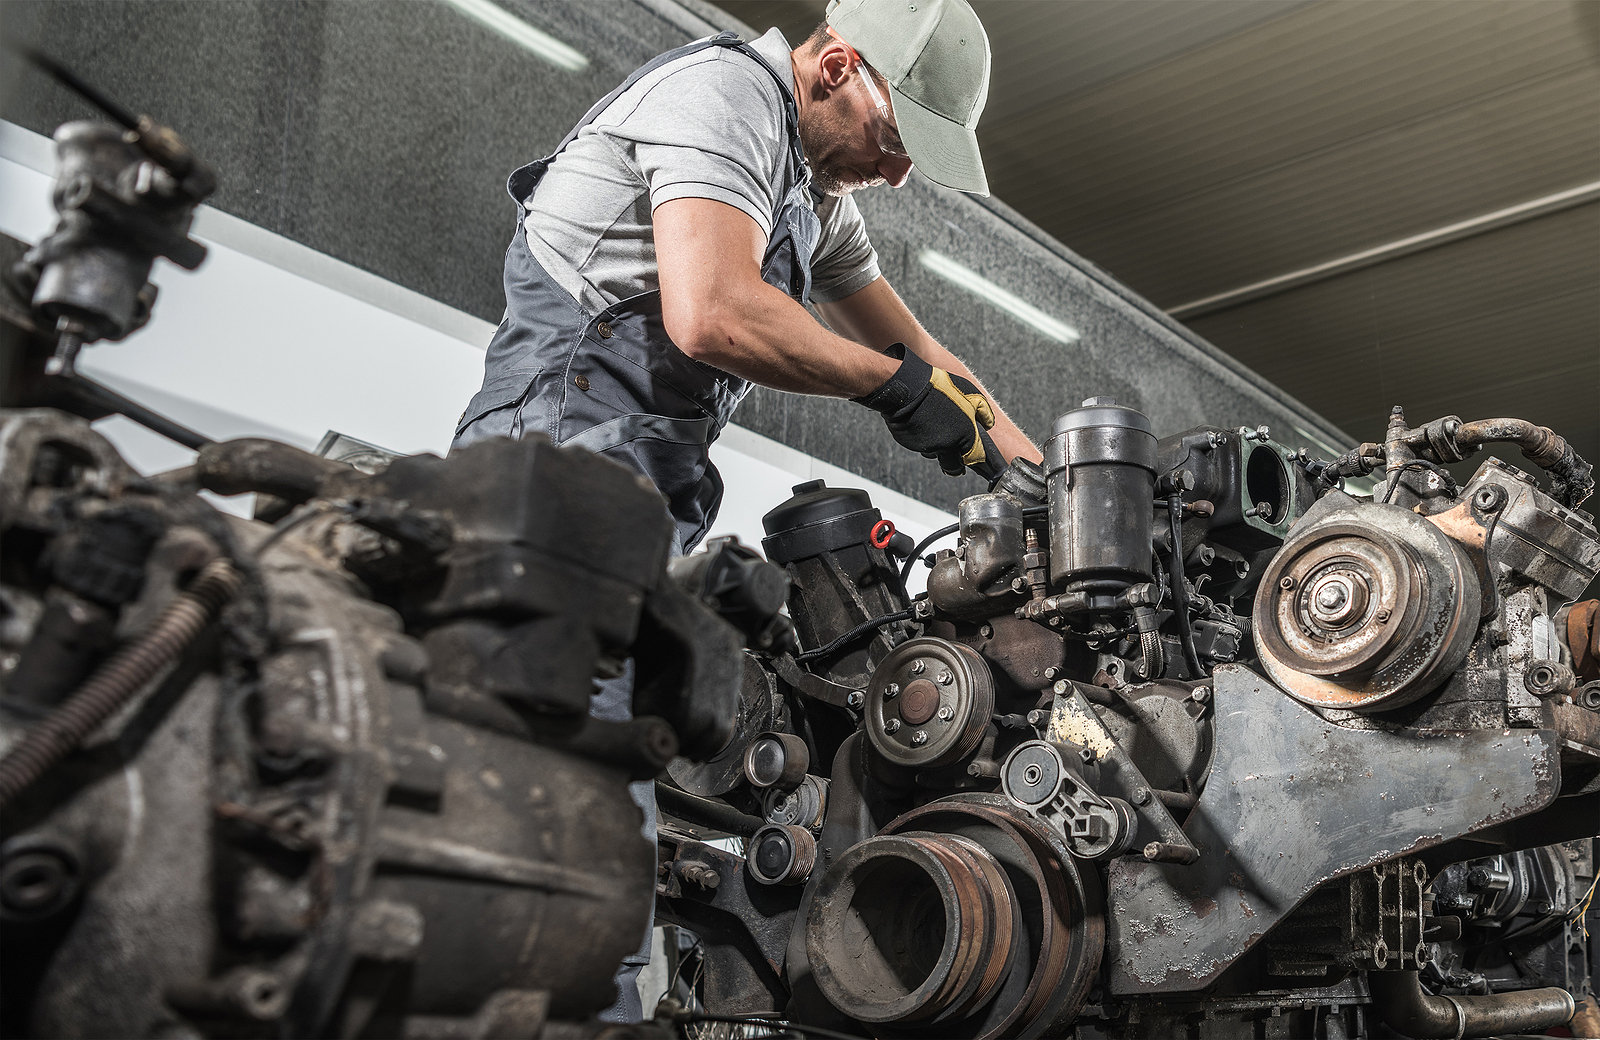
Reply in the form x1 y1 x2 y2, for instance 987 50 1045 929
855 344 1005 480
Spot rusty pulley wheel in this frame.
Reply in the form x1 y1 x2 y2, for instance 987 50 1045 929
805 797 1104 1039
1254 495 1479 713
865 637 995 768
804 831 1016 1026
889 798 1105 1040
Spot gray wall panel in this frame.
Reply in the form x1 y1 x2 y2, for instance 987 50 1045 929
3 0 1353 514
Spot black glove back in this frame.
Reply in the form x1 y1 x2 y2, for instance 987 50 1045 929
855 344 1001 477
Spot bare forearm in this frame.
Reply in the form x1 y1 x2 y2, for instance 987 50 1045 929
674 279 898 397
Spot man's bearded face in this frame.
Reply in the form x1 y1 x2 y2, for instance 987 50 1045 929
799 91 889 198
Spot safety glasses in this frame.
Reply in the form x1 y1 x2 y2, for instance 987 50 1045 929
828 28 909 159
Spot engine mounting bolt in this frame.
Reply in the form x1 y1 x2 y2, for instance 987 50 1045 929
936 705 954 722
1133 787 1152 806
886 683 900 698
911 730 928 746
847 690 865 709
1375 608 1391 623
936 669 952 685
1053 679 1069 695
1011 577 1026 591
1080 747 1096 764
884 718 901 734
980 624 993 638
1279 576 1296 590
910 660 926 675
1044 666 1059 679
1026 709 1046 726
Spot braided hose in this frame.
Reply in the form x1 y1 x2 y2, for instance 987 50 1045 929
1454 418 1594 509
1132 606 1165 679
0 557 244 810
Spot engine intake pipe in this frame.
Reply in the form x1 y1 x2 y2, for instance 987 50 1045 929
1368 970 1574 1039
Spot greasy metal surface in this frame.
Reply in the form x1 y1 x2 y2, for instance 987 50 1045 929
1046 685 1195 858
1105 664 1561 995
655 830 796 985
1469 458 1600 600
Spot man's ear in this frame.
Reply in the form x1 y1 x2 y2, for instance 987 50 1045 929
814 41 854 92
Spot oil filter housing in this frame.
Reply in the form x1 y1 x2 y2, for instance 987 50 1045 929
1046 397 1157 591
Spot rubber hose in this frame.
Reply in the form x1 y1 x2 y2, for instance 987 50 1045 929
1167 495 1206 678
654 782 765 838
1368 970 1575 1039
0 558 244 810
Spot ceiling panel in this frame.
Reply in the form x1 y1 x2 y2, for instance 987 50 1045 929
1053 65 1600 303
714 0 1599 507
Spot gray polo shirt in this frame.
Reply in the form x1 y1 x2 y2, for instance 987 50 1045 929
522 28 881 315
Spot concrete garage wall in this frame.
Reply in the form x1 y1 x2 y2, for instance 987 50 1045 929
0 0 1353 515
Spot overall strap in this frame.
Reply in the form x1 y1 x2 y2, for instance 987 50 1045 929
508 32 807 206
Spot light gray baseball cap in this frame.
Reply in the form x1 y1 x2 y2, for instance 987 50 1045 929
825 0 992 196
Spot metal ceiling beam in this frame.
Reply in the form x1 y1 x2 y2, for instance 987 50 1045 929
1166 180 1600 321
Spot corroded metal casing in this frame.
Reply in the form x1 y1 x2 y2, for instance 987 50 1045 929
1045 398 1157 589
32 123 155 340
1254 492 1480 712
927 493 1027 617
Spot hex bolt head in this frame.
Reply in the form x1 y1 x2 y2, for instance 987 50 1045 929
847 690 865 709
910 660 926 675
936 669 953 686
911 730 929 746
1279 576 1296 590
1044 666 1059 680
1026 709 1046 726
884 718 901 734
1375 608 1392 623
936 705 954 722
1053 679 1069 695
1133 787 1152 806
1079 747 1096 764
980 624 994 639
886 683 900 699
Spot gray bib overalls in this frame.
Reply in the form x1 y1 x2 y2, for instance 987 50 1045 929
452 34 820 1019
453 32 821 557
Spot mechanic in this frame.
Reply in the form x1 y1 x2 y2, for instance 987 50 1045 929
452 0 1037 1021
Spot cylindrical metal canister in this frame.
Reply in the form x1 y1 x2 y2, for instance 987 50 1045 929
1045 397 1157 588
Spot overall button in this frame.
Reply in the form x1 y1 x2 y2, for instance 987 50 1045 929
574 375 590 391
596 320 613 339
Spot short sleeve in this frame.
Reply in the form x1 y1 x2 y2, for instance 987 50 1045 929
809 194 882 303
606 53 790 238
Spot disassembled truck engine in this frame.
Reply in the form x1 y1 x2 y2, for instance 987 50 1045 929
656 397 1600 1040
2 67 1598 1040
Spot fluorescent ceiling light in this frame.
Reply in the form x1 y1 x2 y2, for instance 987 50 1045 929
917 250 1079 345
440 0 589 73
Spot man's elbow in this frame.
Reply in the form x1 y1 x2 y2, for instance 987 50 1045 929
664 303 742 364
